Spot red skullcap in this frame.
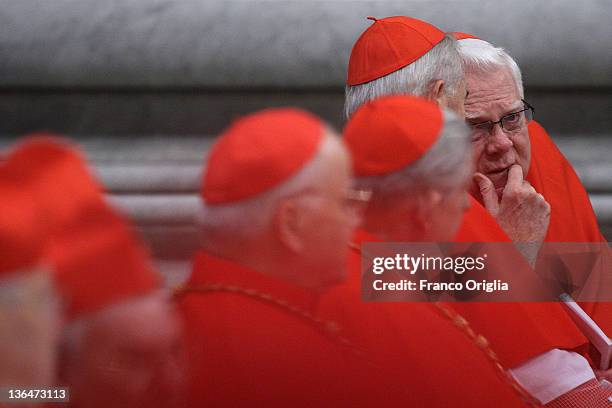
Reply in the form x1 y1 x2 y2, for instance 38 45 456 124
203 108 324 204
450 32 480 40
5 134 103 230
5 135 159 318
347 16 446 86
0 172 43 276
343 95 443 177
47 202 159 318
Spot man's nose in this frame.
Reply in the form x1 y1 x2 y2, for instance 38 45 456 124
485 124 513 155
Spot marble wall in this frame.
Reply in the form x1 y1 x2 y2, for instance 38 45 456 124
1 0 611 88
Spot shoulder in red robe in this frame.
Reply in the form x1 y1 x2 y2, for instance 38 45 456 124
527 121 611 333
328 226 587 370
176 251 383 407
321 229 541 407
527 121 605 243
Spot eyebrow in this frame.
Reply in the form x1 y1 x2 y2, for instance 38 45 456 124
465 102 524 122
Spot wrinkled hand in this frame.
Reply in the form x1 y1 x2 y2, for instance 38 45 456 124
475 165 550 265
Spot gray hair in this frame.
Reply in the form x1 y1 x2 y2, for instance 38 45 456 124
354 109 472 198
344 34 464 119
457 38 524 97
196 131 346 249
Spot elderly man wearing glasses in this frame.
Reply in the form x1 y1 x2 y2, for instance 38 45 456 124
455 33 605 246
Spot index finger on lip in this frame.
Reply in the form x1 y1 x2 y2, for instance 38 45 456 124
505 164 524 189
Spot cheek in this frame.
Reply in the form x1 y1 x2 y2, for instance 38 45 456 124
470 142 486 170
444 194 468 221
513 132 531 168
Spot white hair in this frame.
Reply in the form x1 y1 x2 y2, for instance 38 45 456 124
354 109 472 198
457 38 524 97
196 131 346 249
344 35 464 119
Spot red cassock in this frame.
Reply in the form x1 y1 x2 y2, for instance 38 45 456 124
321 229 535 407
526 121 611 332
176 251 386 407
453 198 588 368
451 120 612 368
527 121 605 244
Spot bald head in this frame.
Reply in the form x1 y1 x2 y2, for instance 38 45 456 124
199 128 356 289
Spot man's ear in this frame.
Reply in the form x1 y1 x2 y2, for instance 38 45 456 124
414 189 444 232
274 199 305 253
426 80 446 106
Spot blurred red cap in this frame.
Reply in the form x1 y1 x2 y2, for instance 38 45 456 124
5 135 159 318
202 108 324 204
343 95 443 176
347 16 446 86
47 202 159 318
5 134 102 230
450 31 480 40
0 172 43 277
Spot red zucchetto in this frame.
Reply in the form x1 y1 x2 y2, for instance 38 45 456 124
347 16 446 86
343 95 443 176
450 31 480 40
4 135 159 318
202 108 324 204
0 172 43 277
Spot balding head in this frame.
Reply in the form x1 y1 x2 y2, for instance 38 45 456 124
199 110 359 290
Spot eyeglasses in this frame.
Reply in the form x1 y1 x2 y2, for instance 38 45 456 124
328 188 372 213
344 188 372 204
468 99 535 138
289 187 372 212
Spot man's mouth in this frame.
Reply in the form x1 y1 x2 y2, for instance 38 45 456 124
485 167 511 194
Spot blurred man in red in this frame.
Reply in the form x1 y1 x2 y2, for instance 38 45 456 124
3 137 185 408
0 170 60 393
175 108 387 406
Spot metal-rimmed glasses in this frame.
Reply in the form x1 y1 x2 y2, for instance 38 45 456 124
469 99 535 138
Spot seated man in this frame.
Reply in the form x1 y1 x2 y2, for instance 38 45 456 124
454 33 611 334
175 108 378 406
454 33 605 244
3 137 185 408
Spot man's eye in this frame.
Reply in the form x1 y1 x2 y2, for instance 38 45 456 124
470 122 489 131
505 113 520 123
